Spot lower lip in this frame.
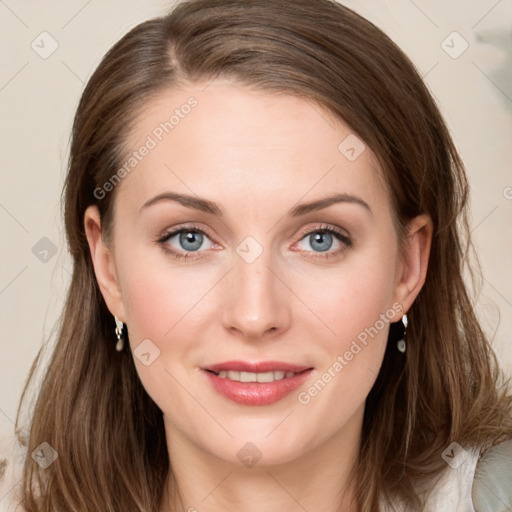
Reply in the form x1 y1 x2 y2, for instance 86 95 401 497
203 369 313 406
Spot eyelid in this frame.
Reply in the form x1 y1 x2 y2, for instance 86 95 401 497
156 222 217 246
294 223 351 242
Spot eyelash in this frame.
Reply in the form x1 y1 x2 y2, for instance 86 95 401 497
156 223 353 261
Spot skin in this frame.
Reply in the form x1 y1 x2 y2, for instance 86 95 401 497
84 80 432 512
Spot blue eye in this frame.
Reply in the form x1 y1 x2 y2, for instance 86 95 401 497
173 230 205 252
158 226 214 260
157 223 352 261
295 224 352 260
302 231 338 252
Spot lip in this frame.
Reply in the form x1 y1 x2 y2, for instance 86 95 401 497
201 361 314 406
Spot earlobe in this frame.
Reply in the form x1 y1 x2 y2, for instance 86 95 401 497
83 205 126 322
393 214 433 314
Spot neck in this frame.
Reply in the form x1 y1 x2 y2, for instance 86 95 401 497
159 408 363 512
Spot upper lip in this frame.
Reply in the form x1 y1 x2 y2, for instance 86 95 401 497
203 360 313 374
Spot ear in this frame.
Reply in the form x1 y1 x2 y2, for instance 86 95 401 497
392 214 433 315
84 205 126 322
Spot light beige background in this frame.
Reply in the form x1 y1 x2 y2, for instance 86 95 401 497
1 0 511 460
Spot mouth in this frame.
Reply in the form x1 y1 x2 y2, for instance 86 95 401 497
201 361 314 406
205 369 303 382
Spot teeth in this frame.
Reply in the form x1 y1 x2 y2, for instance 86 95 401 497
216 370 298 382
241 371 257 382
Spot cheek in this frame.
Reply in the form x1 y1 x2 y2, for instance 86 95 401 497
122 277 172 341
299 248 398 349
117 249 219 371
117 259 202 413
295 244 398 402
114 229 204 336
311 277 393 394
294 283 394 453
115 239 182 345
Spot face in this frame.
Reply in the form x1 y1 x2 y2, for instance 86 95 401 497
85 80 431 467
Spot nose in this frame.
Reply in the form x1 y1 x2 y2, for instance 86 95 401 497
222 244 291 341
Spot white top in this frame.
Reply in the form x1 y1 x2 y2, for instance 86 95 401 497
379 445 481 512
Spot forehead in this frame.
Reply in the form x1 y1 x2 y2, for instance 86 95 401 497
114 80 390 220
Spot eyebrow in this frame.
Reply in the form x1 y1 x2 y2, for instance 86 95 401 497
140 191 372 217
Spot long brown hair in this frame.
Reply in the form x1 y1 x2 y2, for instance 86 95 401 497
15 0 512 510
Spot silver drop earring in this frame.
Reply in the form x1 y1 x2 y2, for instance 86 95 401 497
397 314 408 353
114 316 125 352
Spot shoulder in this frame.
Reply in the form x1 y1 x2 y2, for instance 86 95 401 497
0 431 25 512
472 438 512 512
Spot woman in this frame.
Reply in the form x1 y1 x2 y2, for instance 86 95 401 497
5 0 512 510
